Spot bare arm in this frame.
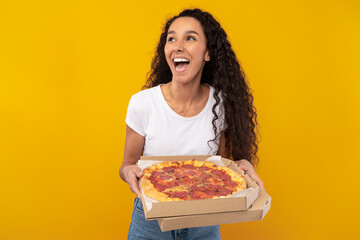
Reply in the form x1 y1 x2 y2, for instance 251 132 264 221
119 125 145 198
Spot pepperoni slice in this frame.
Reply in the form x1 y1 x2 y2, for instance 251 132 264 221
183 164 196 169
175 173 184 179
199 166 210 171
195 191 208 199
224 180 238 188
208 184 220 191
191 185 206 192
219 174 231 181
149 171 162 181
204 189 217 196
211 169 224 176
163 166 176 173
185 178 197 185
151 171 162 177
189 190 201 199
216 188 233 196
208 178 223 185
160 175 172 180
153 183 167 192
149 174 161 182
185 170 197 176
175 179 183 185
172 191 188 200
166 181 179 188
199 174 211 181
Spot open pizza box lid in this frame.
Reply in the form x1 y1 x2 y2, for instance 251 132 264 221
138 155 259 220
157 188 271 232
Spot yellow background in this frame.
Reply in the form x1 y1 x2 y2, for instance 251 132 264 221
1 0 359 239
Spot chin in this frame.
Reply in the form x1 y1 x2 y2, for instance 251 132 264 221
171 71 202 86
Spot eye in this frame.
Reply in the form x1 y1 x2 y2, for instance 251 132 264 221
167 37 175 42
187 36 196 41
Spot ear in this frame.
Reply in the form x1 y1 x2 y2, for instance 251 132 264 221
205 49 210 62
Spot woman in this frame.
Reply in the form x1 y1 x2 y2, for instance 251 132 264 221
120 8 263 240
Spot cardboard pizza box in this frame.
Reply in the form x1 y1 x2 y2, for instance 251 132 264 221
138 155 260 220
157 188 271 232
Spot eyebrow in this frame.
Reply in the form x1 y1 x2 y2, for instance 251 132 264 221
167 30 200 36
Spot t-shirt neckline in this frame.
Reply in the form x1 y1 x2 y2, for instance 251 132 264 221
156 84 213 121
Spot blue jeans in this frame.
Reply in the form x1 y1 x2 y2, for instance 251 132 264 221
128 197 221 240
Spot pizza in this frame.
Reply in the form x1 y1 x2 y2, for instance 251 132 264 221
140 159 246 202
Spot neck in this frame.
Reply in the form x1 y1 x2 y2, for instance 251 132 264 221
167 81 204 104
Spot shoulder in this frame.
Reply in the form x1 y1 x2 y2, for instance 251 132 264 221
129 86 162 108
126 87 162 133
130 86 160 102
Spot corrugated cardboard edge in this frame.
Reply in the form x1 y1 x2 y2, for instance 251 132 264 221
139 155 259 219
246 186 259 209
157 188 271 232
261 196 271 220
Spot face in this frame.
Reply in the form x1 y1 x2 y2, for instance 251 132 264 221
164 17 210 85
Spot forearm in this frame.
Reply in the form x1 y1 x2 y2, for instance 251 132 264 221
120 125 145 182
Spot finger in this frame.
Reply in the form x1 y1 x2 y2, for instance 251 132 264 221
238 165 248 175
131 166 143 177
128 173 142 199
137 171 144 178
236 160 249 170
239 165 247 172
258 179 264 189
131 181 142 199
235 161 246 170
247 170 264 189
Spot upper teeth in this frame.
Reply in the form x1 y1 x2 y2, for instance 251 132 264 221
174 58 190 63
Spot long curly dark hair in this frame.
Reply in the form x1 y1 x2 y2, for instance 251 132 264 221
144 9 259 164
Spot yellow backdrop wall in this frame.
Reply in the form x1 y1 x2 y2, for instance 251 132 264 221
1 0 359 239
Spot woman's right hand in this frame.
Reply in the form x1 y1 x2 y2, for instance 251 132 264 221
120 125 146 198
122 164 144 199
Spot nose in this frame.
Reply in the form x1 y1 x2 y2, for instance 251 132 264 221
173 40 184 52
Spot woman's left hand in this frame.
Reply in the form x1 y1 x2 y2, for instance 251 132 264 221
235 159 264 189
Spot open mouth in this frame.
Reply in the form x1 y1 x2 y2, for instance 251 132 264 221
173 58 190 72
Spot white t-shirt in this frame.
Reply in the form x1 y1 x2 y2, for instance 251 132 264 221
125 85 226 156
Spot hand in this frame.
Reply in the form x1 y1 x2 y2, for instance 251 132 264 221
235 159 264 189
123 165 144 199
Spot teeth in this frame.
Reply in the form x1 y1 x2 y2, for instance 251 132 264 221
173 58 190 63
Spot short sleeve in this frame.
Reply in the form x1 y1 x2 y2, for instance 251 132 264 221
125 95 145 136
